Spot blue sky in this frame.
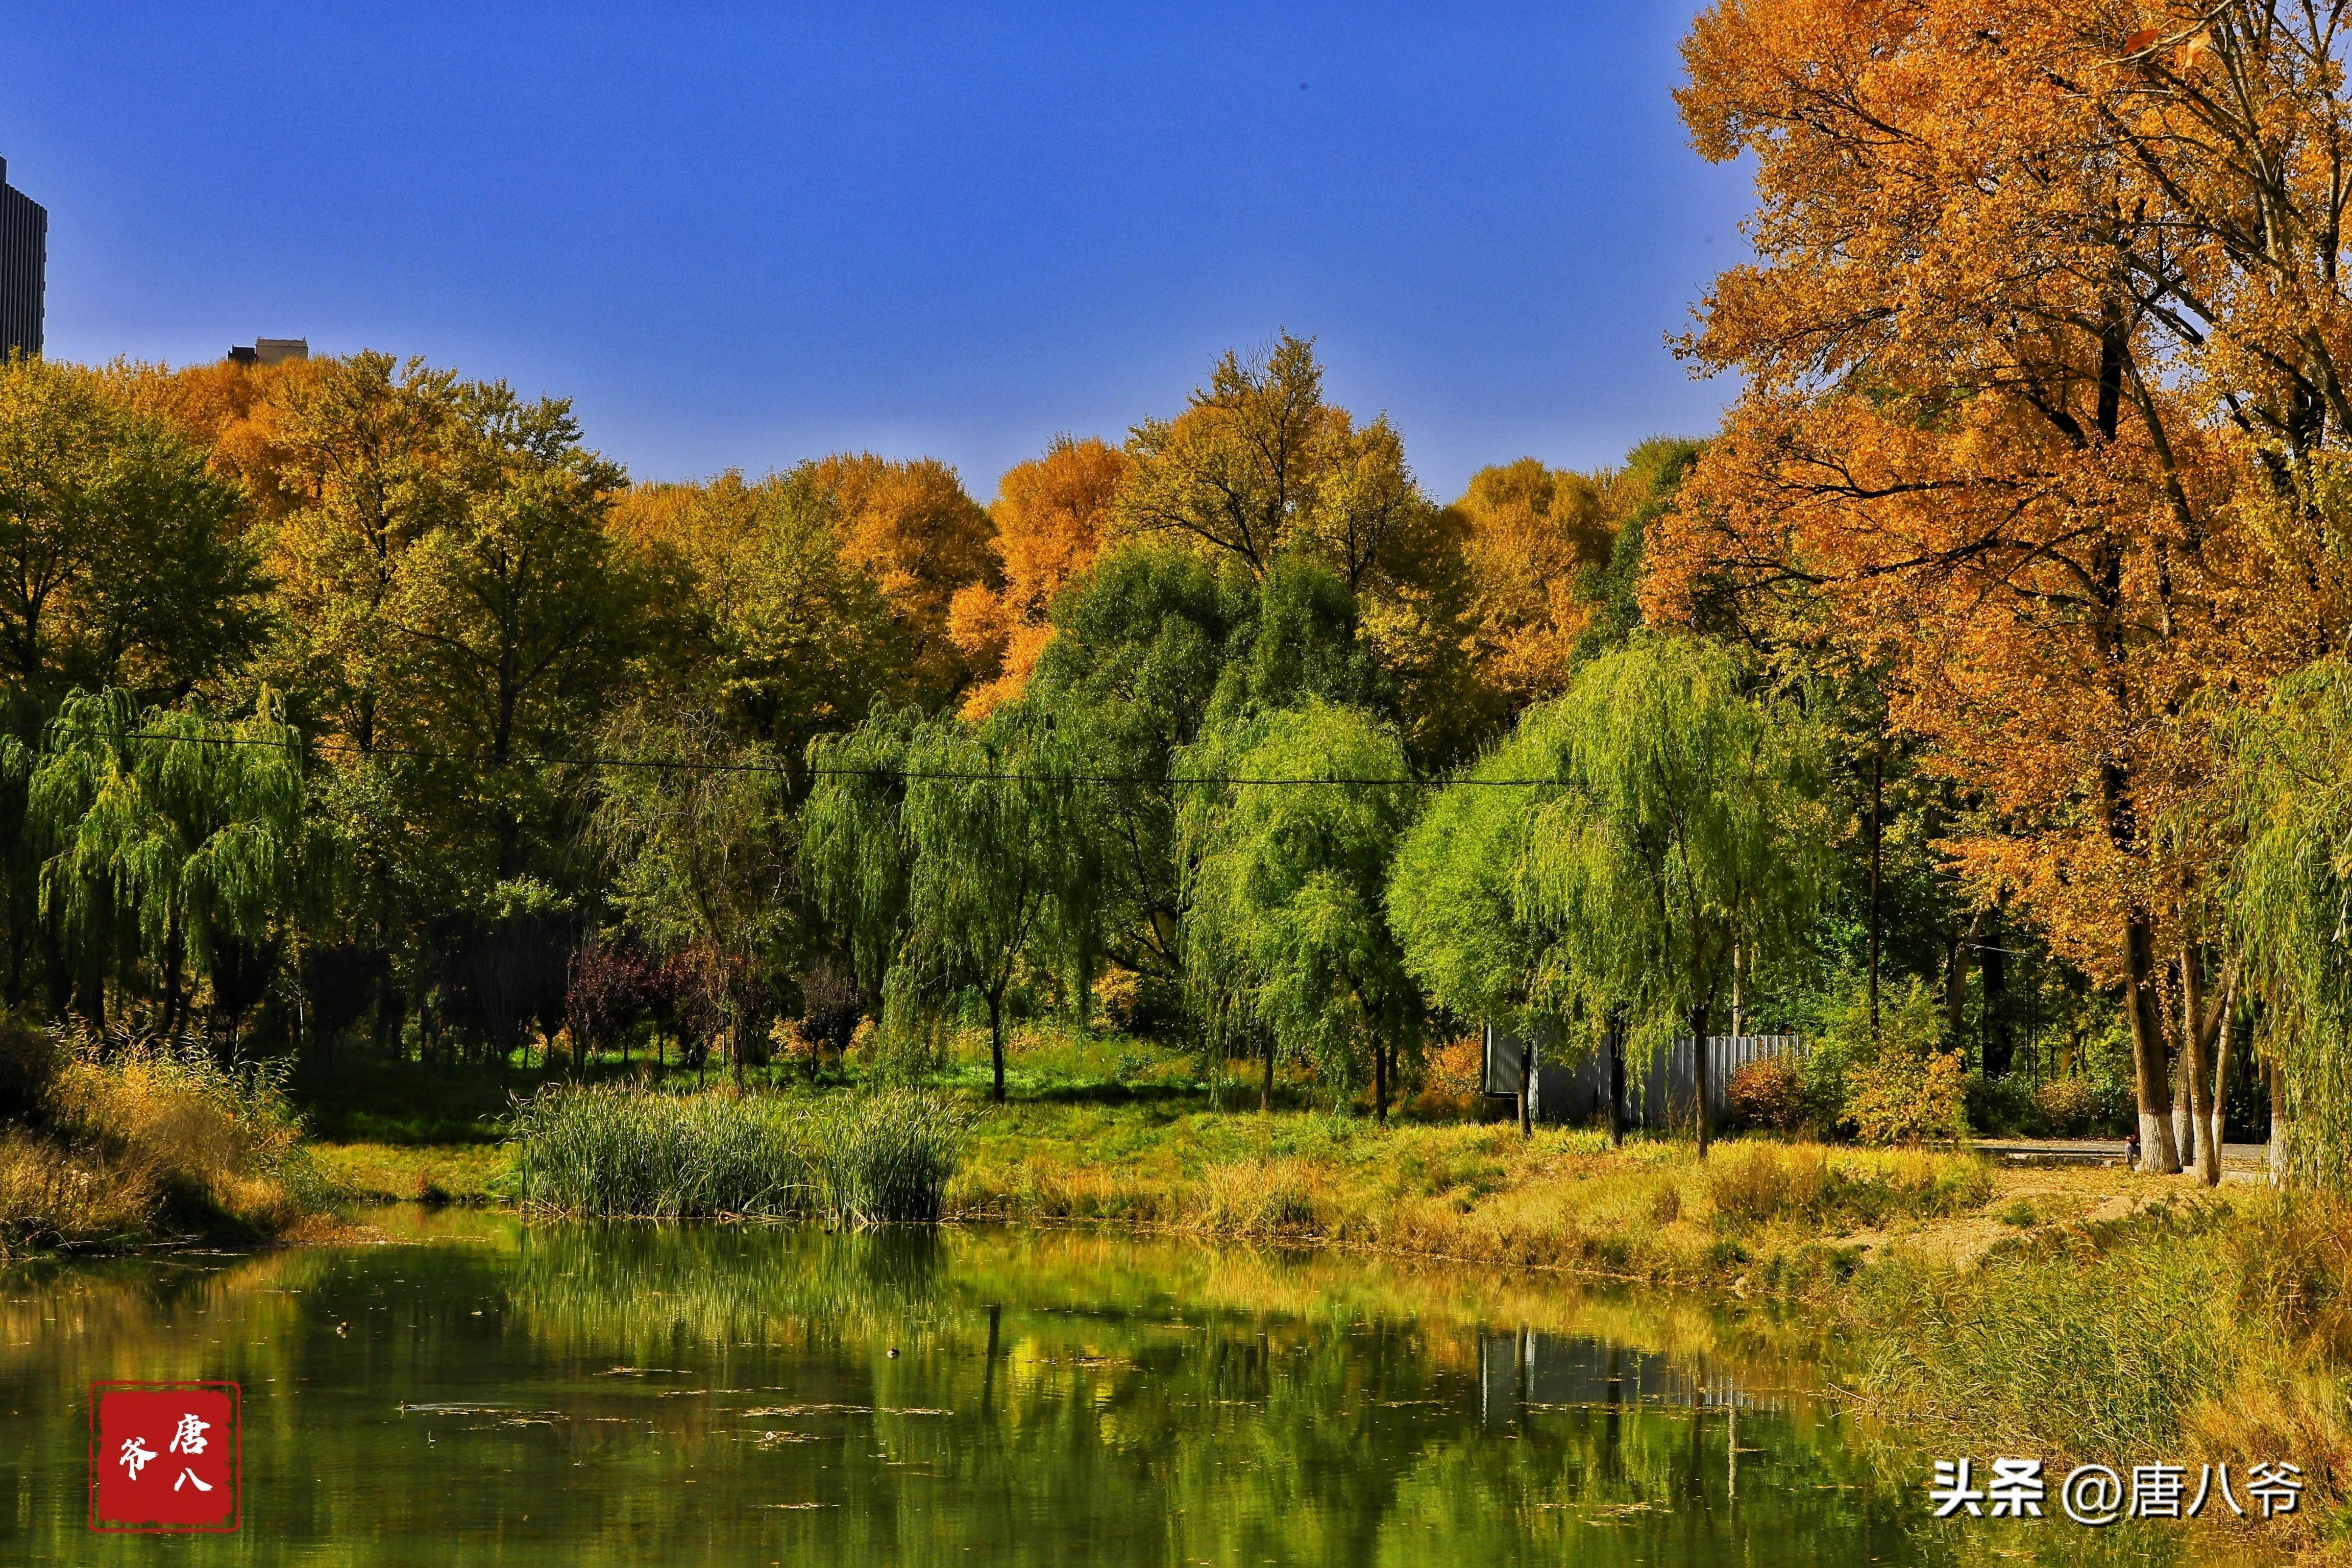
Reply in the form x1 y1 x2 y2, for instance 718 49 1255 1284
1 4 1750 501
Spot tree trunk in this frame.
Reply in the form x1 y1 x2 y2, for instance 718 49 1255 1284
1373 1035 1388 1125
1868 749 1883 1042
1606 1009 1626 1150
1515 1027 1532 1139
1527 1032 1541 1132
989 992 1007 1104
2183 953 2232 1189
2269 1056 2287 1187
161 922 186 1036
2171 1034 2196 1171
1690 1003 1711 1158
2123 913 2181 1173
1944 909 1981 1059
2204 994 2231 1188
1944 936 1967 1051
1980 911 2011 1076
2191 1023 2220 1188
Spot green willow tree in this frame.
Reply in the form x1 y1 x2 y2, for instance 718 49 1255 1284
1526 637 1826 1155
1181 699 1416 1118
2227 656 2352 1194
21 687 304 1033
1001 548 1389 1009
1393 635 1825 1153
592 701 795 1089
804 707 1087 1102
1387 707 1567 1109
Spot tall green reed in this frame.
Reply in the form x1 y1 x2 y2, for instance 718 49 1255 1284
509 1084 975 1225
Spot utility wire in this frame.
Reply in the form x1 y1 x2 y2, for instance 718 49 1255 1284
30 722 1579 791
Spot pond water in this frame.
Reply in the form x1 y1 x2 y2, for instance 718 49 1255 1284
1 1210 2187 1565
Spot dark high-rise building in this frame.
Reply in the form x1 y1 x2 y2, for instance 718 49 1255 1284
0 157 44 360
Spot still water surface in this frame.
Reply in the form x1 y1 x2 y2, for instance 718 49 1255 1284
1 1209 2184 1565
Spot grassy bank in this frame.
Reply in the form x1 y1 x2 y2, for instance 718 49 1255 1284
0 1024 336 1256
949 1103 1992 1290
310 1140 513 1205
949 1105 2352 1532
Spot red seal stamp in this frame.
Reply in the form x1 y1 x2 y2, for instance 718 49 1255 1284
89 1381 241 1533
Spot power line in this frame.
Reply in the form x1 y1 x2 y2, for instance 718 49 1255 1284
29 722 1578 791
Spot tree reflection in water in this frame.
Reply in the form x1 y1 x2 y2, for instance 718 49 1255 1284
0 1212 2189 1566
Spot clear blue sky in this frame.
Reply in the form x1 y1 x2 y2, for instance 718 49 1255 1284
0 3 1750 501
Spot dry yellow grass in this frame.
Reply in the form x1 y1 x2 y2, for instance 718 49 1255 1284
949 1107 1994 1290
0 1030 330 1255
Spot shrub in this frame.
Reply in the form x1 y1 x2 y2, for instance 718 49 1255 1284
1964 1072 2047 1136
1802 978 1968 1145
1403 1034 1485 1121
1726 1052 1809 1134
510 1084 977 1224
798 958 863 1068
2032 1076 2100 1137
1092 966 1146 1033
1791 976 1952 1138
1847 1048 1969 1145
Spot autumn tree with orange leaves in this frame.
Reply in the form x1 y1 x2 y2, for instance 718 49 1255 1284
804 452 998 707
948 434 1128 719
107 354 325 522
1659 0 2352 1175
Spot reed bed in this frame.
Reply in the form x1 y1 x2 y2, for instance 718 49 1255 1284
1846 1192 2352 1516
509 1083 974 1225
1851 1212 2241 1457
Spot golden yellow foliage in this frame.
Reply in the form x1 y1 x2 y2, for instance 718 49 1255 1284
604 469 905 746
805 452 997 703
1453 458 1616 702
105 355 325 522
1657 0 2352 1164
950 434 1129 718
1111 334 1420 589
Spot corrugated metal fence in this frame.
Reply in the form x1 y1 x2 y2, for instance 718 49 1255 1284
1484 1024 1803 1130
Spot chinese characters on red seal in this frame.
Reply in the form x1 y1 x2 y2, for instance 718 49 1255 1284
89 1381 240 1533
